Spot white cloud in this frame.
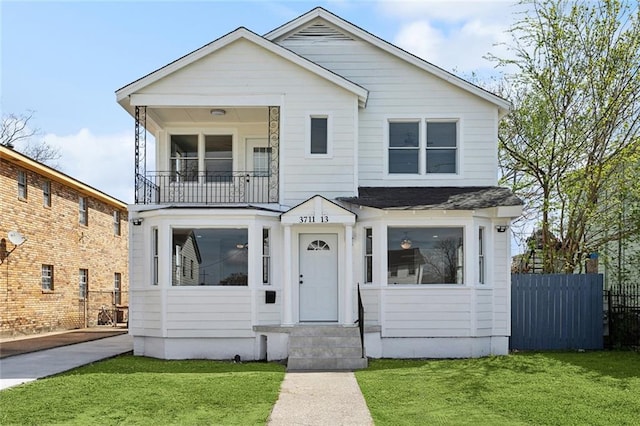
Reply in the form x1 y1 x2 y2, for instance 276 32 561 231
44 129 140 204
377 0 521 75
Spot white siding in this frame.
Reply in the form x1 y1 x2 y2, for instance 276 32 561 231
381 287 473 337
165 288 253 337
360 286 380 326
278 39 500 187
139 38 359 206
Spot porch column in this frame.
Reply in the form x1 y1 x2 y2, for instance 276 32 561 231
344 224 354 324
282 224 294 325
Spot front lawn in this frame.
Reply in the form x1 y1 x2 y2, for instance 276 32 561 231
0 355 285 425
356 351 640 425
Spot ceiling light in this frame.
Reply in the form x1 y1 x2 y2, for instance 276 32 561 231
210 109 226 116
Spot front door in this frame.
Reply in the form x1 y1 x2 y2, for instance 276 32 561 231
299 233 338 322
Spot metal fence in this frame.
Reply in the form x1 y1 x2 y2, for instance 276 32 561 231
606 283 640 348
511 274 603 351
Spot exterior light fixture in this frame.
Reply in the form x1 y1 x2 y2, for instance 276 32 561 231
132 218 144 226
210 109 226 116
496 225 508 233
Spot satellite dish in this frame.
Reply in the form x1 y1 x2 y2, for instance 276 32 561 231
8 231 26 246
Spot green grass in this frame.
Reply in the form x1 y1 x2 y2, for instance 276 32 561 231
356 351 640 426
0 355 285 425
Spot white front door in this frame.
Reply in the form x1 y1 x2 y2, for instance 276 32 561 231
299 233 338 322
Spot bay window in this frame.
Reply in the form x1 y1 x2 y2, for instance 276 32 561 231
172 228 247 286
387 227 464 284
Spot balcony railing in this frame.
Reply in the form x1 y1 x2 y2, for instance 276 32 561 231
135 171 276 204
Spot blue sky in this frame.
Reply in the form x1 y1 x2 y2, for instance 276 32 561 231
2 0 521 204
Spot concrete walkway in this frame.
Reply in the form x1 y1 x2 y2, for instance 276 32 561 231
268 371 374 426
0 333 133 390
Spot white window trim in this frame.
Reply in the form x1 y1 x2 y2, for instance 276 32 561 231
166 127 239 175
383 222 470 287
305 113 333 158
383 116 463 179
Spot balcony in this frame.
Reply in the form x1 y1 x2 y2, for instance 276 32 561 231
135 171 277 205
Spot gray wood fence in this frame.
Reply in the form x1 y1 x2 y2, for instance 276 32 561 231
510 274 603 351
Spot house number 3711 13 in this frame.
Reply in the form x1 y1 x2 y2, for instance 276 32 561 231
299 215 329 223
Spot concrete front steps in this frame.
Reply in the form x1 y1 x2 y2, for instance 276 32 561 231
286 325 367 371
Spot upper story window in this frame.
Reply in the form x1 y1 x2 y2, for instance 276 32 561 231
170 134 233 182
113 211 121 236
389 122 419 174
42 180 51 207
427 122 457 173
79 196 88 225
387 120 458 175
17 170 27 199
205 135 232 180
307 115 332 157
170 135 198 182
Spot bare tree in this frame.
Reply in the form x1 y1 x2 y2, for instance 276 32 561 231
1 111 62 168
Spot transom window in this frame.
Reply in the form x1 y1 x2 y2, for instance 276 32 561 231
172 228 247 286
307 240 330 251
387 227 464 284
388 120 458 175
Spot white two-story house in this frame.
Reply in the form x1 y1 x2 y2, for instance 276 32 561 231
117 7 522 369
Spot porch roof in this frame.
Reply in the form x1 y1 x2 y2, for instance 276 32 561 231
338 187 523 211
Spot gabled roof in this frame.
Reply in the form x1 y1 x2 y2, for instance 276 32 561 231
265 7 511 116
116 27 368 108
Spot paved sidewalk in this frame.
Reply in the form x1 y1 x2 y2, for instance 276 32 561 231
268 371 374 426
0 333 133 390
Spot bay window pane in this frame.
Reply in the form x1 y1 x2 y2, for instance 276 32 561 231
172 228 248 286
388 227 464 284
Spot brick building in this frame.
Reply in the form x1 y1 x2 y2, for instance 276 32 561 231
0 145 128 336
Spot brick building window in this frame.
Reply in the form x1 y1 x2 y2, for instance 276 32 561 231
79 196 88 225
113 211 121 236
79 269 88 299
17 170 27 199
42 264 54 291
114 273 122 305
43 180 51 207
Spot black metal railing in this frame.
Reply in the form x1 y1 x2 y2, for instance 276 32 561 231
357 283 365 358
135 171 275 204
607 283 640 348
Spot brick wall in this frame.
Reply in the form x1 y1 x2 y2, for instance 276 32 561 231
0 156 129 336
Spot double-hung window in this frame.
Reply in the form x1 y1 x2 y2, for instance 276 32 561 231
478 227 485 284
170 135 198 182
170 134 233 182
113 211 121 236
364 228 373 283
114 272 122 305
79 197 88 225
79 269 88 299
17 170 27 199
262 228 270 285
388 120 458 175
43 180 51 207
205 135 232 181
42 264 54 291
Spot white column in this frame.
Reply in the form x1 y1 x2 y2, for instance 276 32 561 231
344 225 354 324
282 224 293 325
